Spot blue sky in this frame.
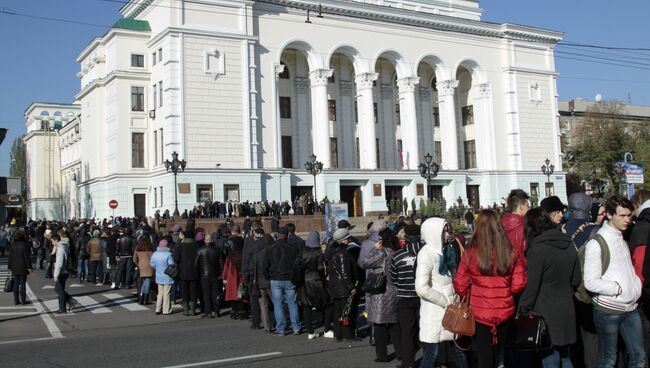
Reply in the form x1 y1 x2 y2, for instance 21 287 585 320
0 0 648 177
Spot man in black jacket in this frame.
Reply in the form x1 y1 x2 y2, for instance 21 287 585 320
8 229 32 305
195 234 221 318
264 227 301 335
251 229 276 332
114 228 135 289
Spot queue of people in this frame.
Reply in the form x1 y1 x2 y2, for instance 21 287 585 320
6 187 650 368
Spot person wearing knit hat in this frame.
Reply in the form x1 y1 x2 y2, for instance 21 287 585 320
327 226 359 342
299 231 329 339
150 238 174 315
332 228 351 242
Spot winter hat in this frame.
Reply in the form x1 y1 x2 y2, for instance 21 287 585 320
541 196 567 213
404 224 421 236
337 219 355 230
195 232 205 242
158 239 169 248
306 231 321 248
332 228 350 242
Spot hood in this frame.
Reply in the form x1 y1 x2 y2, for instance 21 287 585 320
421 217 447 254
367 232 381 242
501 213 524 232
635 200 650 218
529 229 571 250
568 192 593 221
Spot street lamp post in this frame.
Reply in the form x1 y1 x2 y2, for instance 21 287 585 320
164 151 186 217
614 160 628 196
418 153 440 200
304 154 323 214
541 158 554 196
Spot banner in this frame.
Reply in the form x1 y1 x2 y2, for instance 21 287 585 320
325 203 349 240
625 163 644 184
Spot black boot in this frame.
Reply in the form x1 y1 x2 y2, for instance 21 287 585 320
189 301 196 316
138 294 144 305
183 302 189 316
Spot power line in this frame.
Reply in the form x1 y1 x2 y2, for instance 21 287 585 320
0 9 109 28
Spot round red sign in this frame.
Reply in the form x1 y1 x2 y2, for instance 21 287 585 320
109 200 119 209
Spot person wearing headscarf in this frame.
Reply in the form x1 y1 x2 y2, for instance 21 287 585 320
299 231 330 339
566 192 594 247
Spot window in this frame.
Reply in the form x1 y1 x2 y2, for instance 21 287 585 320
154 187 158 207
160 186 163 206
158 48 162 63
224 184 240 202
281 136 293 169
158 81 163 107
435 141 442 165
279 97 291 119
153 130 158 166
132 132 145 168
196 184 213 203
433 107 440 127
397 139 404 167
131 86 144 111
328 100 337 121
545 182 554 197
131 54 144 68
376 138 380 169
152 84 157 110
464 140 476 169
152 52 157 66
279 62 289 79
530 183 539 198
462 105 474 126
374 103 378 124
395 103 401 125
160 128 164 164
330 138 338 169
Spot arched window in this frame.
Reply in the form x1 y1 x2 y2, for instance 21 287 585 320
40 111 50 116
279 62 290 79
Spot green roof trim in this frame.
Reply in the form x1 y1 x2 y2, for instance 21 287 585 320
112 18 151 32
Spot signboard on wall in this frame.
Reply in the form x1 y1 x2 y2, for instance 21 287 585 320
626 163 644 184
325 203 348 240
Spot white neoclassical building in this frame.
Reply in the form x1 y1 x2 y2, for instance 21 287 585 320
25 0 566 220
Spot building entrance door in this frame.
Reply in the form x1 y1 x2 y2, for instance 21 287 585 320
340 186 362 217
466 185 480 210
134 194 146 217
385 185 403 214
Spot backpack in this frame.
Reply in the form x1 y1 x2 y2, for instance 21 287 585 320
575 234 609 304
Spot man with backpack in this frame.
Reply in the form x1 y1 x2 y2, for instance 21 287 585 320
584 195 646 368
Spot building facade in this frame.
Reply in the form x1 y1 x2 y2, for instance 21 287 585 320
25 0 567 219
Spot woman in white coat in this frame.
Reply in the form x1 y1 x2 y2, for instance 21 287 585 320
415 217 468 368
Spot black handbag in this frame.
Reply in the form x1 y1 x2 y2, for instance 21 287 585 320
4 276 14 293
164 264 178 279
504 313 552 351
361 249 387 294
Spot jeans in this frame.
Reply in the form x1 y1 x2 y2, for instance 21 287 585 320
114 257 133 288
594 308 646 368
541 346 573 368
55 274 72 312
77 259 89 281
421 342 468 368
269 280 300 333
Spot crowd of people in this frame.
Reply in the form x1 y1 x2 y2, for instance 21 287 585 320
5 187 650 368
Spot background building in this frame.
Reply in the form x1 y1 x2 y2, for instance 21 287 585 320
25 0 566 219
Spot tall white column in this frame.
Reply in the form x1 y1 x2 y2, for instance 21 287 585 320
436 79 459 170
380 83 396 169
339 80 355 168
309 69 333 168
273 63 285 168
397 76 420 170
355 72 379 169
473 82 497 170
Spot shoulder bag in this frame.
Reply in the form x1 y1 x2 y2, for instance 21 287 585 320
504 312 552 351
164 264 178 279
4 275 14 293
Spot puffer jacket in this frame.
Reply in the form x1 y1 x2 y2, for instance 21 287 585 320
328 242 358 299
501 213 527 268
416 218 456 343
453 245 527 328
299 247 331 308
360 246 397 324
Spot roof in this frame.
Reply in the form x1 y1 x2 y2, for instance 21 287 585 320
111 18 151 32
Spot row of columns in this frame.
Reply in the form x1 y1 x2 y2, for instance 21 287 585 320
274 65 488 171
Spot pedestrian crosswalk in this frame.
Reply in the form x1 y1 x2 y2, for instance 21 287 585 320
40 293 151 315
0 258 10 286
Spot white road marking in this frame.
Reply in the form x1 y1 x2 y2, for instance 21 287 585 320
0 306 38 309
0 336 59 345
75 295 111 314
25 284 63 339
101 293 149 311
0 311 40 316
158 352 283 368
42 285 54 289
69 284 84 288
42 298 75 315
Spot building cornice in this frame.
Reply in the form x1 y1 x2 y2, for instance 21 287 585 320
76 28 150 63
147 27 258 48
502 66 559 77
75 70 151 100
256 0 563 44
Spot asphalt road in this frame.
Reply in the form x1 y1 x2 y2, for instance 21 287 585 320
0 256 392 368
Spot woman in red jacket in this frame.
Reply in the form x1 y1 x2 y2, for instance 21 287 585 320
453 209 527 368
